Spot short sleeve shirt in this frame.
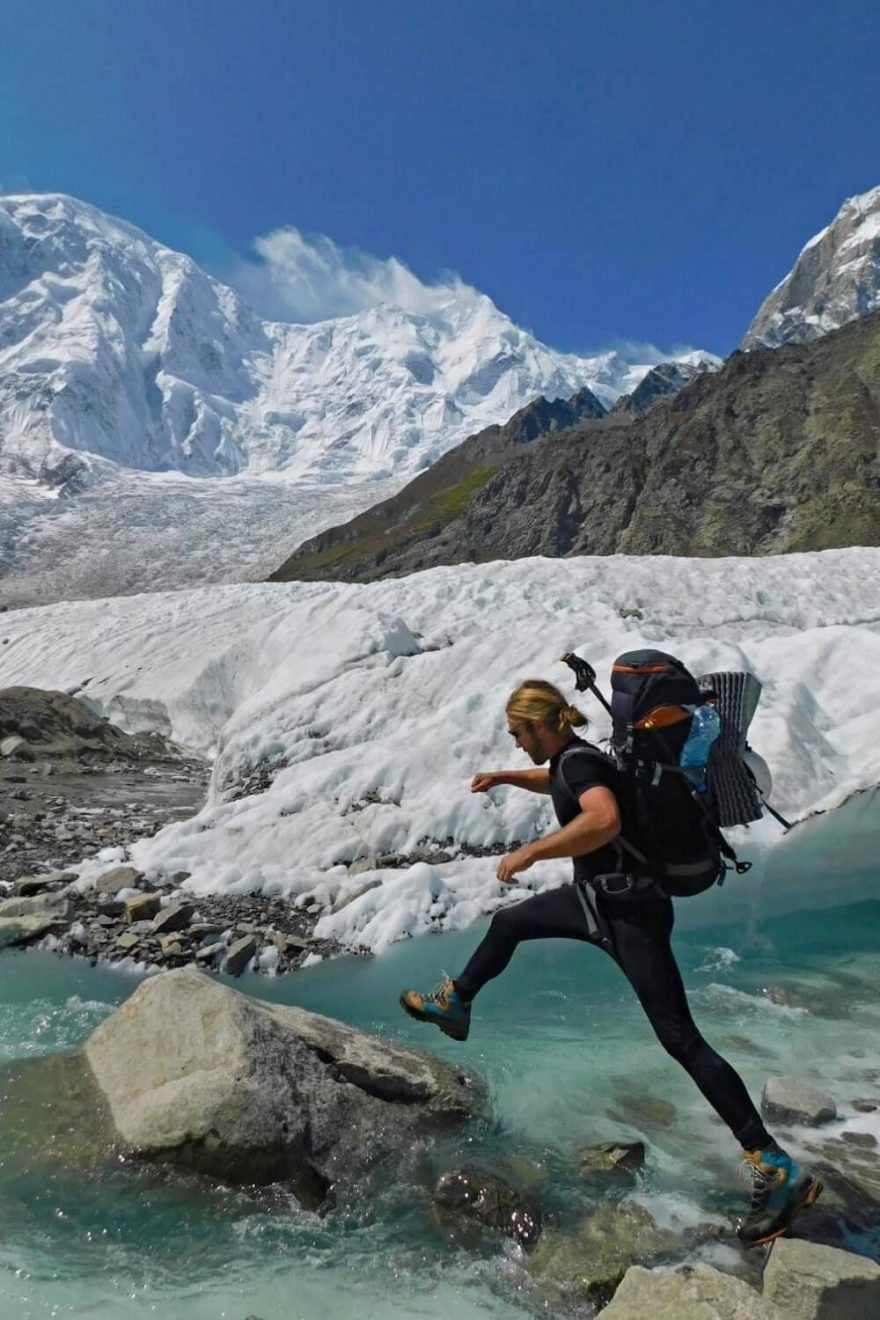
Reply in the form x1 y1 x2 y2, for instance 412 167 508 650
548 737 629 882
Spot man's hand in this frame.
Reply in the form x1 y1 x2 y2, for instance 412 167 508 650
471 771 500 793
496 845 536 885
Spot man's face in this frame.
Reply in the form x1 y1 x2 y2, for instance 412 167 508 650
507 718 548 765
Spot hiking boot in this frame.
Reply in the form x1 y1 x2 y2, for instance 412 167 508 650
399 976 471 1041
737 1145 823 1247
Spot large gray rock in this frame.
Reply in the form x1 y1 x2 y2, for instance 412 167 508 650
0 914 61 948
0 892 72 921
82 967 485 1206
599 1263 783 1318
762 1077 837 1127
762 1238 880 1318
94 865 145 895
13 871 76 897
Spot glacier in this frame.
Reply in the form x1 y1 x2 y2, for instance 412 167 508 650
0 548 877 957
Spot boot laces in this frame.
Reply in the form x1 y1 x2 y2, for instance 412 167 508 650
738 1150 778 1213
425 973 455 1009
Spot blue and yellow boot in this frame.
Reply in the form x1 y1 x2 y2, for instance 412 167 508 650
399 976 471 1041
737 1144 823 1247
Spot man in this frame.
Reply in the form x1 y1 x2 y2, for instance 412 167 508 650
400 678 821 1246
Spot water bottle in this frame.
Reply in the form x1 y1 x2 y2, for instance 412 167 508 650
679 704 721 790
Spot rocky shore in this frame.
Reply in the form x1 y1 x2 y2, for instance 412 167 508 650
0 686 346 974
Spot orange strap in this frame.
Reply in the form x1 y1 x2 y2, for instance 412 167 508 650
612 663 672 675
634 705 692 731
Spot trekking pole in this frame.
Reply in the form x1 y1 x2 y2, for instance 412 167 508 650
559 653 613 718
761 800 793 830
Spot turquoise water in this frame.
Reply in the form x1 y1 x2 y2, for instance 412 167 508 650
0 795 878 1319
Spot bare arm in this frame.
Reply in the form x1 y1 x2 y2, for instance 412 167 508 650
496 785 621 883
471 768 551 795
525 785 620 862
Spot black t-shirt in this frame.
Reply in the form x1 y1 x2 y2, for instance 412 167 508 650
548 736 632 882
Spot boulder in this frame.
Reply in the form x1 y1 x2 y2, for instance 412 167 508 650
82 968 485 1206
94 865 144 895
0 914 60 948
762 1238 880 1318
599 1263 783 1318
151 904 194 935
762 1077 837 1127
433 1165 542 1248
223 934 257 976
331 879 382 913
195 942 225 964
0 892 72 922
13 871 76 897
125 893 161 923
274 933 310 954
347 858 379 878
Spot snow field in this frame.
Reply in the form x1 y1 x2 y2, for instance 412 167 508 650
1 548 878 954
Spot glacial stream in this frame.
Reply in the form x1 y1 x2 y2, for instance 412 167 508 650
0 793 878 1319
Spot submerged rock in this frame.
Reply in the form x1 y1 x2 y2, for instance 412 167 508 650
81 968 486 1207
528 1200 679 1308
578 1140 646 1177
433 1165 542 1248
606 1091 677 1129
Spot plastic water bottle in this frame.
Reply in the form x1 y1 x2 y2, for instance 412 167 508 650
679 705 721 790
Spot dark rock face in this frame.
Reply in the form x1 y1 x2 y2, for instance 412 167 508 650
609 361 709 418
0 686 181 765
271 311 880 581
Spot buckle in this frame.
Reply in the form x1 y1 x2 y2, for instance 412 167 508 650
599 872 634 896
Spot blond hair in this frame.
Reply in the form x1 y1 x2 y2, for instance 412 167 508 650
506 679 588 735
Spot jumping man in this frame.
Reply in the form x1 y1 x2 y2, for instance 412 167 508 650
400 679 821 1247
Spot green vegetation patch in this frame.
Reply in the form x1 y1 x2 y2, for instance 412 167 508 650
435 466 498 519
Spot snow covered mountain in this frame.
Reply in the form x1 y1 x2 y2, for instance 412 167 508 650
0 193 716 493
742 184 880 349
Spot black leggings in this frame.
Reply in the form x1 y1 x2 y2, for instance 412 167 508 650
455 883 771 1151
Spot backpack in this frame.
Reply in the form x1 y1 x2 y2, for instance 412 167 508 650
562 648 763 897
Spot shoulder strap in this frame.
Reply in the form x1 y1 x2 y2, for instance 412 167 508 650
556 744 648 867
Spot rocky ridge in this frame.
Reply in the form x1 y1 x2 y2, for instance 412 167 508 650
272 308 880 583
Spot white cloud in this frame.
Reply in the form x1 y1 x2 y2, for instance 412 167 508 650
228 226 481 324
582 336 721 367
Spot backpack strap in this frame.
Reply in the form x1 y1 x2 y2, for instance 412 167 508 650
650 755 752 876
556 745 649 870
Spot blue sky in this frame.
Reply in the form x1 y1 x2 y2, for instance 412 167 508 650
1 0 878 355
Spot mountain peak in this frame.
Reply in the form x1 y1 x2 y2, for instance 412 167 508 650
0 192 714 490
742 184 880 349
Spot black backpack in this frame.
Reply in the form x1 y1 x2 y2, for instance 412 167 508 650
563 648 758 896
